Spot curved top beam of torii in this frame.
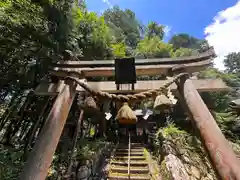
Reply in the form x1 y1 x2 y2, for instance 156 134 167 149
35 48 227 95
53 47 216 67
51 48 216 77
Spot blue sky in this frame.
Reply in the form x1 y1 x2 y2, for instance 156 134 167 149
86 0 237 39
85 0 240 70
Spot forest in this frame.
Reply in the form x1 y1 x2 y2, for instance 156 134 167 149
1 0 240 179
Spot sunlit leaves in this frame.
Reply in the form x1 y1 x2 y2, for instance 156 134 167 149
224 52 240 73
136 36 173 58
172 48 194 57
146 21 165 40
111 42 126 58
103 6 142 49
169 33 206 50
74 10 113 59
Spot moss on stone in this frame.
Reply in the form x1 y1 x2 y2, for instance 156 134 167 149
154 123 218 180
143 148 161 178
159 159 172 180
161 123 187 138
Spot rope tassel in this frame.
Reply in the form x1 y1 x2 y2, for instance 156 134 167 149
83 96 101 124
153 94 173 110
84 96 98 110
116 102 137 124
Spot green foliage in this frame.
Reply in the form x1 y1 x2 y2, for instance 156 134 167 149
0 146 24 180
198 67 240 142
159 123 187 138
146 21 165 40
198 67 240 111
224 52 240 73
0 104 7 117
198 68 240 88
76 138 105 162
201 91 230 111
74 9 113 59
169 33 208 51
143 148 161 179
221 73 240 87
47 138 107 179
0 0 115 99
103 6 142 48
197 68 221 79
89 127 95 137
0 0 211 101
172 47 195 57
153 124 217 179
159 159 172 180
111 42 126 58
0 0 50 94
136 36 173 58
214 112 240 141
2 2 240 179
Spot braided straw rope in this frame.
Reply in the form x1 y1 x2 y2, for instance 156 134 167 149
64 72 188 102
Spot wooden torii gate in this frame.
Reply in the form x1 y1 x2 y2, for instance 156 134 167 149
20 48 240 180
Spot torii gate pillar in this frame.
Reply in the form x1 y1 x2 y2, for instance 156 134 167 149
20 79 77 180
178 74 240 180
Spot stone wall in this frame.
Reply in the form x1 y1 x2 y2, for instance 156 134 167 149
152 125 217 180
71 142 113 180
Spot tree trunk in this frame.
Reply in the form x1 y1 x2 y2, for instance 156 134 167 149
0 92 20 123
0 93 23 131
20 121 32 140
79 114 84 138
24 96 51 154
18 91 34 118
65 110 84 178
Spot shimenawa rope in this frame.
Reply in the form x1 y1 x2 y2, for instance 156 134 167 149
64 72 188 102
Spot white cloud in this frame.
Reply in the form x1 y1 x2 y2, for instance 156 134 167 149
204 1 240 70
164 25 172 37
102 0 113 8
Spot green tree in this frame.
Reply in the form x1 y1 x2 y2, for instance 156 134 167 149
74 10 113 59
0 0 114 101
0 0 51 99
135 36 173 58
224 52 240 73
103 6 143 49
146 21 165 40
198 67 240 111
172 47 196 57
111 42 126 58
169 33 206 50
197 68 230 111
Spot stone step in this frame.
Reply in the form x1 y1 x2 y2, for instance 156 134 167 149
114 156 145 161
118 143 143 145
115 151 144 156
110 166 149 174
117 146 143 150
118 144 145 148
108 173 150 180
111 160 148 167
118 147 144 149
116 148 143 152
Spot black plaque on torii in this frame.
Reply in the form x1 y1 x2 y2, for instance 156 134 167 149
114 57 136 91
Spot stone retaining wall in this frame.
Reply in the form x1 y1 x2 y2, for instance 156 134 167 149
73 142 113 180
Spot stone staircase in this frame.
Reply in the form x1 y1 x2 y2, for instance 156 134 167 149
108 143 151 180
